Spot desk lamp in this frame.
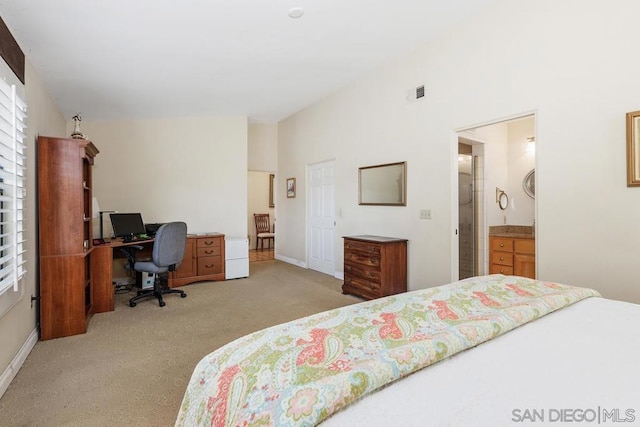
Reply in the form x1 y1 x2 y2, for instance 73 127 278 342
99 210 116 241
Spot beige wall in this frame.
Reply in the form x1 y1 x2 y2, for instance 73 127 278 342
80 116 248 239
0 61 66 383
506 118 536 226
248 123 277 172
278 0 640 303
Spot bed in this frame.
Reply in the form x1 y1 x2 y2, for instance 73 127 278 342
175 274 640 426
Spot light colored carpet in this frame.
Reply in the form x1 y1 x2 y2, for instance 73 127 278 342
0 261 360 426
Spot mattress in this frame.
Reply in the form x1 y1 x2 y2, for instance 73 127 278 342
322 297 640 426
175 275 638 426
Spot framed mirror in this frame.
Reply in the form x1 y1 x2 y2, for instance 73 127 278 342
496 188 509 210
358 161 406 206
523 169 535 198
626 110 640 186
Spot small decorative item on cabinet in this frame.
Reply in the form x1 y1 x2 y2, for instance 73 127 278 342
342 235 407 300
71 112 86 139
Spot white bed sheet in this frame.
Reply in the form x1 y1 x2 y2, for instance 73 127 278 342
321 297 640 426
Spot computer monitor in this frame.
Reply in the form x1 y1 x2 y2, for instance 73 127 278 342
109 213 146 241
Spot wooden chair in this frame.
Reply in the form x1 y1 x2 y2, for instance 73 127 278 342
254 213 274 250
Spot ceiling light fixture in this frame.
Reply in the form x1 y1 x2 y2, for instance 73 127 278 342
288 7 304 19
526 136 536 154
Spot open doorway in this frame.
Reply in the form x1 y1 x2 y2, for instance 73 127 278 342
457 141 482 279
248 171 275 262
455 114 536 279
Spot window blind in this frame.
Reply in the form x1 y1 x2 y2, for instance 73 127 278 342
0 77 27 295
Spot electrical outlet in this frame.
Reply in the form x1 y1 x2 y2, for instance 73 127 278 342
420 209 432 219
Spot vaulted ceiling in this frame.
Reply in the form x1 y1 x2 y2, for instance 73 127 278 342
0 0 498 123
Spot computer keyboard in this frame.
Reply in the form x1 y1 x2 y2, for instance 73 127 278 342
123 234 150 242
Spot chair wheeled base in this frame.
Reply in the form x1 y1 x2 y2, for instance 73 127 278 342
129 274 187 307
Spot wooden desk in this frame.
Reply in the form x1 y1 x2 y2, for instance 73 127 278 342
91 233 226 312
92 238 155 313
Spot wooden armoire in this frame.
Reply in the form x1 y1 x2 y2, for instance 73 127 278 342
37 136 99 340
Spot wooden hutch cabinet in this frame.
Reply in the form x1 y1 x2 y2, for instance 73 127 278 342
342 235 408 300
38 136 99 340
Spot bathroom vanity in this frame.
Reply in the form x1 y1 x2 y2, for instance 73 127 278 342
488 226 535 279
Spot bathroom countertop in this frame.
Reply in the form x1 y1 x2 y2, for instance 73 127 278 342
488 225 534 239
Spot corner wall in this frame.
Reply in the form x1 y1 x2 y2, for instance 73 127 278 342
0 60 67 393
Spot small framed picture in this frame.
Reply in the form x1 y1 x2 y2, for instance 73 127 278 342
286 177 296 198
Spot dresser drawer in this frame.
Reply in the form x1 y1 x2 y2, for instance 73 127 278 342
490 237 513 252
344 240 381 256
491 251 513 266
344 263 381 282
197 255 223 275
197 246 222 257
489 264 514 275
345 251 381 268
197 237 221 249
344 275 381 293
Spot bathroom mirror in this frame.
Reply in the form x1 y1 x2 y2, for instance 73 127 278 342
523 169 535 198
496 188 509 210
359 161 406 206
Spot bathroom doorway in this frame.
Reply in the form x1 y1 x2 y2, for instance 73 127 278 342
457 140 484 279
455 114 536 280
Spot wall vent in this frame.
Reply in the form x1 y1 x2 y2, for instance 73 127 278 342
406 85 426 102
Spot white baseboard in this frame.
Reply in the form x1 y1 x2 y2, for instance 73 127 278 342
334 271 344 281
275 254 307 269
0 328 38 399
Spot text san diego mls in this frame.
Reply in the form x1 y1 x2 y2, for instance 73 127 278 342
512 408 636 423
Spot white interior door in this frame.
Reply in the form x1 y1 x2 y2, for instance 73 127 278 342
308 160 335 275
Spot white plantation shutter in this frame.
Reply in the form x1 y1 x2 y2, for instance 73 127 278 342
0 77 27 295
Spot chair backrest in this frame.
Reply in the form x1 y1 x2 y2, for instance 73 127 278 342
152 222 188 268
254 213 271 234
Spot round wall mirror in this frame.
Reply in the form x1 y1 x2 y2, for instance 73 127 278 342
498 190 509 210
523 169 535 199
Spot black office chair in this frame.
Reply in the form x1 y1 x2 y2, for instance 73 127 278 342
128 221 188 307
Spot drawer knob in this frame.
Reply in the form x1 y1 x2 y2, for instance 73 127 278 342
205 264 215 268
499 243 504 247
204 241 214 246
499 257 504 261
205 250 214 254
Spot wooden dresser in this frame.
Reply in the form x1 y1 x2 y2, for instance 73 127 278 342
38 136 99 340
342 235 408 300
489 236 535 279
169 233 225 287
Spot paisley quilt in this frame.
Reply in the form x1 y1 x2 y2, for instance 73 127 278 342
175 275 599 427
